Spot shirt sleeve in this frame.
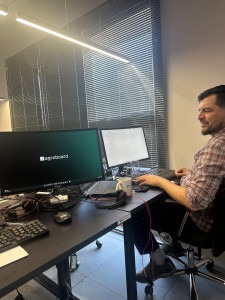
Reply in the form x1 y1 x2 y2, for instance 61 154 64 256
181 143 225 211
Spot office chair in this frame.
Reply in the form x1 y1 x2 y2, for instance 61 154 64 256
145 189 225 299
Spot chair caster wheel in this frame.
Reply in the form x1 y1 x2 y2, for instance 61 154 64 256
145 283 153 295
96 240 103 249
206 261 214 271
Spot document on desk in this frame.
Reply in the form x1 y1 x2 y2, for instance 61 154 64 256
0 246 28 268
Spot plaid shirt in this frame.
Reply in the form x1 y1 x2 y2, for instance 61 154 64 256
181 127 225 232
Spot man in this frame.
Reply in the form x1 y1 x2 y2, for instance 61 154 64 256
134 85 225 283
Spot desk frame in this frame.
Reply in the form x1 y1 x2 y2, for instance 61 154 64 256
35 258 78 300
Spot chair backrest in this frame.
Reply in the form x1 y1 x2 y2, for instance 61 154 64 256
212 188 225 257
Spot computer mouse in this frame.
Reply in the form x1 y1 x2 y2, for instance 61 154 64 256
132 181 149 192
53 211 72 224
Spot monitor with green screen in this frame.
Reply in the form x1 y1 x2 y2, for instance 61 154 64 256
0 129 104 197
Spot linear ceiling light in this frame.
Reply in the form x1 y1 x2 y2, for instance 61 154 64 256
16 17 129 63
0 4 8 16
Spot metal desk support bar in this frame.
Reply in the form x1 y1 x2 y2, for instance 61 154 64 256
123 218 138 300
35 258 79 300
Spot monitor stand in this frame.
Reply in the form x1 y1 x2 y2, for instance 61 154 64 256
117 164 133 177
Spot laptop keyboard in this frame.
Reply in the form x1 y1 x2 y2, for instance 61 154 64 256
83 181 116 196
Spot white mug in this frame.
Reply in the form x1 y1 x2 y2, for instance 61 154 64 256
116 177 132 196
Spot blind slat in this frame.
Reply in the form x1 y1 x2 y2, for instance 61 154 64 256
6 0 167 168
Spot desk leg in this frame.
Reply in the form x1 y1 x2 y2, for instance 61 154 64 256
56 258 79 300
35 258 79 300
123 218 137 300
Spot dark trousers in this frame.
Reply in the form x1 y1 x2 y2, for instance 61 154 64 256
132 199 203 255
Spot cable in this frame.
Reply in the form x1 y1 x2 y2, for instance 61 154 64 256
3 199 39 222
65 282 77 300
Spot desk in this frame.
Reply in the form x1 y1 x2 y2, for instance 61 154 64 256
0 201 131 299
0 188 167 300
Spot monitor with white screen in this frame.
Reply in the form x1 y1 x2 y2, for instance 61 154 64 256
0 128 104 197
100 127 149 169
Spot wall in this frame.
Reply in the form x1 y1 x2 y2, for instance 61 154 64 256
160 0 225 168
0 101 11 131
0 61 11 131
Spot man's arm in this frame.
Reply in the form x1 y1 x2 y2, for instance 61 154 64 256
135 174 193 210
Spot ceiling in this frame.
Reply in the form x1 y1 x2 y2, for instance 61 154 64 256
0 0 107 60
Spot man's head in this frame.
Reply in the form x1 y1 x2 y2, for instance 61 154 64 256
197 85 225 136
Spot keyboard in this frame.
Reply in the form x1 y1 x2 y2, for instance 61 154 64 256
83 180 117 196
132 168 175 180
0 219 49 254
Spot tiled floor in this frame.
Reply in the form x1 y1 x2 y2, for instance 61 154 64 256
2 229 225 300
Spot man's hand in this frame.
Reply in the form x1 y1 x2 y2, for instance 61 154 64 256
175 167 188 177
135 174 160 187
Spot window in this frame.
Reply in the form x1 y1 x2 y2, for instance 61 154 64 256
5 0 167 168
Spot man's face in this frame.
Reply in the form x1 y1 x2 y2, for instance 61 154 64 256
198 95 225 136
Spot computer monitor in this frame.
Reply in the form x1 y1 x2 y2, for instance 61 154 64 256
100 127 149 169
0 129 104 197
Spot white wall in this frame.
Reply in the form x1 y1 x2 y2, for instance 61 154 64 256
0 101 11 131
160 0 225 169
0 61 11 131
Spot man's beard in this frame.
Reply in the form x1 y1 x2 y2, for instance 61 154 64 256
201 126 221 136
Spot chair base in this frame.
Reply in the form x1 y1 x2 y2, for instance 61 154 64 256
145 245 225 300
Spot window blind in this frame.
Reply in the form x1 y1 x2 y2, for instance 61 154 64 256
5 0 167 168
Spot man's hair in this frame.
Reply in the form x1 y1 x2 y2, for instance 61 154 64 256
198 85 225 107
